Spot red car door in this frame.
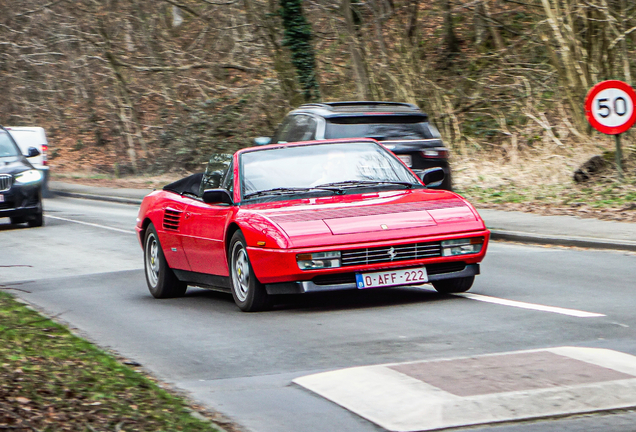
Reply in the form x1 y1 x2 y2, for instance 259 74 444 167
180 199 232 276
157 196 192 271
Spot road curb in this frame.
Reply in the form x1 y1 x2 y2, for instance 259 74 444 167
51 190 143 206
490 229 636 252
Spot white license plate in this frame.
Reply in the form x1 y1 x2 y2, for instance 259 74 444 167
0 194 4 202
397 154 412 167
356 267 428 289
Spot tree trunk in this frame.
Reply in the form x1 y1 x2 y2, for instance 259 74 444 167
442 0 460 54
483 0 505 51
243 0 302 107
342 0 372 100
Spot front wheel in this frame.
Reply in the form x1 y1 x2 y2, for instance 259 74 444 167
27 210 43 228
432 276 474 294
144 223 187 298
229 231 270 312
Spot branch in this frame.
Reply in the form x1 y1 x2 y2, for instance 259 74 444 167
115 59 258 73
15 0 66 17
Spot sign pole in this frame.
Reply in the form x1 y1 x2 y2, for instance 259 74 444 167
615 133 623 180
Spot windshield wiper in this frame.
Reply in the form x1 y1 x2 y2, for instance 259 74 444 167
313 180 416 189
243 186 339 199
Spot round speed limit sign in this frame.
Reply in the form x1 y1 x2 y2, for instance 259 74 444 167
585 80 636 135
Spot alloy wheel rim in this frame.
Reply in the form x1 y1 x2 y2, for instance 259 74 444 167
145 234 160 287
232 243 250 302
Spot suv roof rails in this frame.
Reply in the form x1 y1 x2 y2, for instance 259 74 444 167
298 101 421 112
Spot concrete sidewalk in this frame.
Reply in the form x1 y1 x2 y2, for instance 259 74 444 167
294 347 636 432
48 181 636 252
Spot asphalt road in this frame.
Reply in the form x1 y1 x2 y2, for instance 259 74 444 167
2 196 636 432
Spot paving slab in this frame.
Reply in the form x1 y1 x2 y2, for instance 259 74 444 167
293 347 636 432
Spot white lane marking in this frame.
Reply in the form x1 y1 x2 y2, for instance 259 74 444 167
46 215 135 235
457 292 605 318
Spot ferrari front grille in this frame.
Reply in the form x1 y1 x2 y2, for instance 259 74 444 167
341 241 441 266
163 208 182 231
0 174 11 192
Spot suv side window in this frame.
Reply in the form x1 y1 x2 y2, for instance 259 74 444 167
286 115 317 142
272 117 294 143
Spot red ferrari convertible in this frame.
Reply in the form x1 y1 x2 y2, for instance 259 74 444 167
136 139 489 311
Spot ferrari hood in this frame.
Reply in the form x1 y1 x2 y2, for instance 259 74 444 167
244 189 486 248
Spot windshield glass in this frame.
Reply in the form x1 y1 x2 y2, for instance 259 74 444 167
241 142 419 198
324 116 436 140
0 131 20 158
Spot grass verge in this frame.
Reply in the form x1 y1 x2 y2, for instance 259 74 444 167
0 292 224 432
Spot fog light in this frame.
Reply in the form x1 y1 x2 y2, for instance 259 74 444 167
441 237 484 257
297 251 341 270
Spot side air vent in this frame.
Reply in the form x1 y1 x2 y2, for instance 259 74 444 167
163 208 182 231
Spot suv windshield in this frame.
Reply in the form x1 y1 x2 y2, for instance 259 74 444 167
0 131 20 158
241 142 419 198
324 116 439 140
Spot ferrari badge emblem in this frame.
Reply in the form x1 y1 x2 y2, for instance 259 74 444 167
387 247 397 261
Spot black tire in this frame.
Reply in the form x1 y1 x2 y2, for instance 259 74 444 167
432 276 474 294
10 217 25 225
27 210 44 228
144 223 187 298
229 231 270 312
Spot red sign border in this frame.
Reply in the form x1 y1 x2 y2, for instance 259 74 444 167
585 80 636 135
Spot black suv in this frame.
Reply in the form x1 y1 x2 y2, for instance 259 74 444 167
0 126 44 227
255 101 452 190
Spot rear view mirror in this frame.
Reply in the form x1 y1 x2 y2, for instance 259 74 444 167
416 167 444 188
254 137 271 146
26 147 40 158
202 189 233 205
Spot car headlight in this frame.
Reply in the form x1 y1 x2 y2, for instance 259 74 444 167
296 251 341 270
441 237 484 257
14 169 43 185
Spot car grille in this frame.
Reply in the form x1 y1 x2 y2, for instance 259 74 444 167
163 208 182 231
341 241 441 266
0 174 11 192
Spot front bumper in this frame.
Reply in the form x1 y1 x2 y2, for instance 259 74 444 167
0 183 42 218
265 263 480 294
248 230 489 286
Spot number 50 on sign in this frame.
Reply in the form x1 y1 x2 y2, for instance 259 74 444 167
585 80 636 135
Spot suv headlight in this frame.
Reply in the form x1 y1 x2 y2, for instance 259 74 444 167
441 237 484 257
296 251 341 270
14 169 43 185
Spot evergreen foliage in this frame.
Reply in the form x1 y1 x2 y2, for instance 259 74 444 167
279 0 320 102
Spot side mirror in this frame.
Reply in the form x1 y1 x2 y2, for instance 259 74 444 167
254 137 271 146
26 147 41 158
202 188 233 205
416 167 444 188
